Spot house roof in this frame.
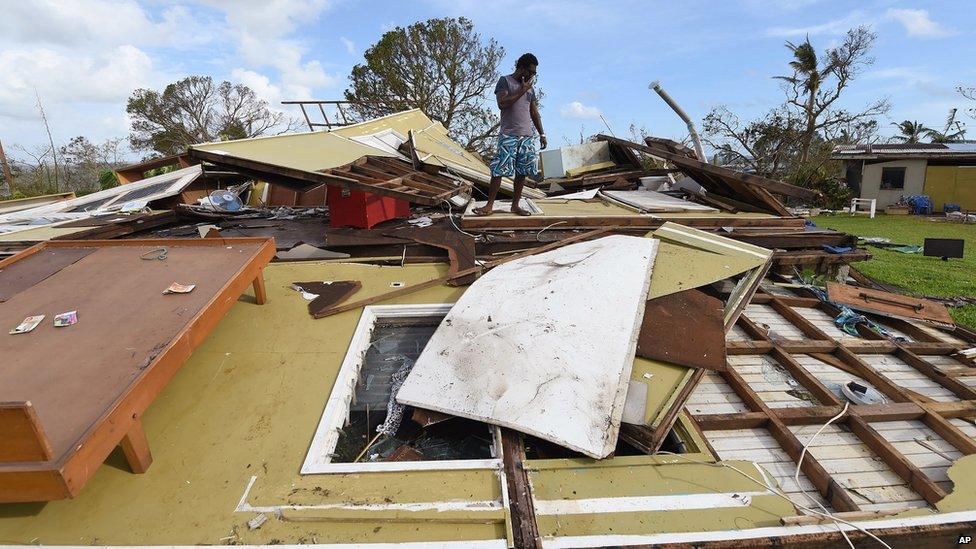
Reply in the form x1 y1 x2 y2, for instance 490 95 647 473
189 109 546 200
832 142 976 160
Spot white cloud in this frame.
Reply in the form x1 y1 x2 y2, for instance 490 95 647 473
865 66 931 81
0 45 155 120
744 0 824 10
885 8 957 39
424 0 614 28
561 101 602 120
0 1 204 48
340 37 356 55
0 0 199 151
765 11 868 37
231 68 284 106
203 0 341 100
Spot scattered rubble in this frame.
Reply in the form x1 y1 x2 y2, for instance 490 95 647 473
3 108 975 548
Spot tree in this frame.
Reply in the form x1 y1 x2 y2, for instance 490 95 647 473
344 17 505 156
702 106 803 177
34 90 61 191
891 120 932 143
774 27 889 162
925 108 966 143
9 143 59 197
958 85 976 120
127 76 298 156
60 136 124 192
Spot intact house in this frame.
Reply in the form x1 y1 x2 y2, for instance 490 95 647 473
832 142 976 212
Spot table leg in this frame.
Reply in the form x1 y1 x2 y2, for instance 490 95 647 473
120 419 153 474
252 270 267 305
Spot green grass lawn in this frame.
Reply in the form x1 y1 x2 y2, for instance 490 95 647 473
811 213 976 329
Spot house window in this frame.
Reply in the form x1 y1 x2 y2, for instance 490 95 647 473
880 167 906 190
301 304 502 474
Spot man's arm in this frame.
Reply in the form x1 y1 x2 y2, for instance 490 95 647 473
496 79 532 109
530 99 547 149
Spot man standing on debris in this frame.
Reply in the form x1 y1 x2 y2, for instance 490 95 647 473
473 53 546 216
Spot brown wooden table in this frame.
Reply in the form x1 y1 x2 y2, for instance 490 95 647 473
0 238 275 502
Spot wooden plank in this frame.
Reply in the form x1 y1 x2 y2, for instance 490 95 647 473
832 348 915 404
896 348 976 401
0 237 275 502
721 367 860 511
781 507 916 525
50 211 181 242
927 401 976 417
190 150 461 206
921 411 976 455
313 228 612 319
771 299 832 341
119 419 152 474
744 303 807 340
501 429 541 549
0 247 97 303
770 348 841 406
595 135 817 200
460 214 807 231
847 415 946 505
636 289 726 371
693 411 768 431
382 227 477 286
0 402 53 462
827 282 955 327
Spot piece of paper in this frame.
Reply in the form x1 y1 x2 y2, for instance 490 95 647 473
407 216 433 227
54 310 78 327
10 315 45 334
163 282 196 294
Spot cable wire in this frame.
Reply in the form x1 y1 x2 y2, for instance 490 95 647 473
655 407 892 549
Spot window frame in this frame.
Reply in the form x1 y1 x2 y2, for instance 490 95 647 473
879 166 907 190
301 303 502 474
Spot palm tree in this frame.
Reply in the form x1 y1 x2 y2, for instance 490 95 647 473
774 37 825 162
891 120 932 143
925 109 967 143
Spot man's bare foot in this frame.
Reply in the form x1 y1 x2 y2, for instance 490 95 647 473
510 206 532 216
472 205 494 216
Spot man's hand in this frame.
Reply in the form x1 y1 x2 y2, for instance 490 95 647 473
540 135 548 149
520 74 534 91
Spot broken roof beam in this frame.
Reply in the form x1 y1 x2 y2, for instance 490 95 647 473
189 150 463 206
635 136 818 199
312 228 614 319
594 135 819 214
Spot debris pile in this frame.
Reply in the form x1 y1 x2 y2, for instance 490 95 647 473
3 108 975 548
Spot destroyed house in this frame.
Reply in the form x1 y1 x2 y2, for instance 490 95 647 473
2 110 976 548
832 142 976 212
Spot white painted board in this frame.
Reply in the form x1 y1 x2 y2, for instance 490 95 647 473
601 189 718 213
464 198 543 215
553 188 600 200
396 235 658 458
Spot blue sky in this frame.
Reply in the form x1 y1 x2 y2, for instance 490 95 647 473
1 0 973 160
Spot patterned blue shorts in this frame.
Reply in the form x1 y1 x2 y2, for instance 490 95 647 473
489 134 537 177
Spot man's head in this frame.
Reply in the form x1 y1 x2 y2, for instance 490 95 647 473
515 53 538 79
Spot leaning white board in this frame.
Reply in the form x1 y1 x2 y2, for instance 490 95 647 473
396 235 658 458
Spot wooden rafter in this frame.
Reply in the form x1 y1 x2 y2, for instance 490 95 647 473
690 288 976 515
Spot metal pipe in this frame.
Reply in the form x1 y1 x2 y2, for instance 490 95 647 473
649 81 707 163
